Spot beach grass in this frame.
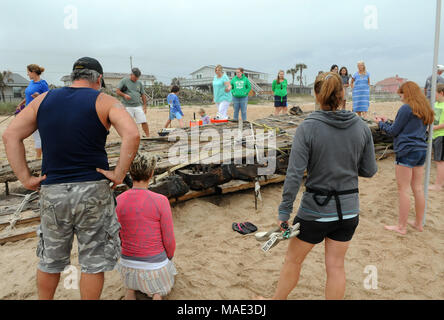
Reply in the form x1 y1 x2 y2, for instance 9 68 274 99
0 102 16 116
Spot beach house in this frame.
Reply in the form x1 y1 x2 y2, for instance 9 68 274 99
180 65 269 95
0 73 29 103
60 72 156 89
374 75 408 93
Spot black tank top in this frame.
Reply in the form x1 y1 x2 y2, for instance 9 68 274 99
37 87 109 185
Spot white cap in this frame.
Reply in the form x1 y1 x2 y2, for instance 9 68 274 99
437 65 444 71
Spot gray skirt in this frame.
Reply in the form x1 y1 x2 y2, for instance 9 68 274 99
118 260 178 297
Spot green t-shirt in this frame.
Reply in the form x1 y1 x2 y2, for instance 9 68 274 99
272 79 288 97
117 78 146 107
433 101 444 139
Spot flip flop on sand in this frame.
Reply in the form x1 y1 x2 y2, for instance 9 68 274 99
232 223 249 235
241 222 258 233
255 223 300 252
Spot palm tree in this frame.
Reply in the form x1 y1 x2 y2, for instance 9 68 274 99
286 68 297 86
295 63 307 88
171 77 181 86
0 71 12 102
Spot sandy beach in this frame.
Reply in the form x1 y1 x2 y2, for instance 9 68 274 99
1 99 444 300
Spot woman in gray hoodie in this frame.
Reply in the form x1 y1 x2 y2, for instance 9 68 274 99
268 72 377 300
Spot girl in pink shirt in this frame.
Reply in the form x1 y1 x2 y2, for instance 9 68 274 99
116 153 177 300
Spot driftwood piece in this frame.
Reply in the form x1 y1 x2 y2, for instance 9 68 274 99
149 175 190 198
0 226 38 245
216 174 286 194
0 199 40 217
169 188 217 203
0 210 40 229
0 160 42 184
178 165 233 190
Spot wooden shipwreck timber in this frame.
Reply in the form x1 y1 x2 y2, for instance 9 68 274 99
0 111 394 244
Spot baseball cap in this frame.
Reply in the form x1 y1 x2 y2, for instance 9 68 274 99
72 57 106 88
437 65 444 71
131 67 141 78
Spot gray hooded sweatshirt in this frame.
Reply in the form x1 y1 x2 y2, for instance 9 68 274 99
278 110 377 222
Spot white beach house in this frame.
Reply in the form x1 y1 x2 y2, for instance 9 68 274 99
180 65 269 94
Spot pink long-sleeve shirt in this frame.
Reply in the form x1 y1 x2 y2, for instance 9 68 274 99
116 189 176 261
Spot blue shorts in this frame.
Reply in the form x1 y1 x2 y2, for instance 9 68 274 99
395 150 427 168
169 110 183 120
274 95 287 107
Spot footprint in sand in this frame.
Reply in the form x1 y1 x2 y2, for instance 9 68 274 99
360 248 370 257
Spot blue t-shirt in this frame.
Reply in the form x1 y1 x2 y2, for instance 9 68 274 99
167 93 183 115
213 74 232 103
379 104 428 157
25 80 49 105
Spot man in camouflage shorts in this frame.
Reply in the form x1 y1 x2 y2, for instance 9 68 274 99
38 181 120 274
2 57 140 299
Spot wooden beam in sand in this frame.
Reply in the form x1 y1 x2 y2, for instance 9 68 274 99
217 174 286 194
0 211 40 229
169 188 217 203
0 160 42 184
169 175 286 203
0 226 38 245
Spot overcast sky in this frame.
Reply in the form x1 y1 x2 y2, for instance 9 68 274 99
1 0 443 86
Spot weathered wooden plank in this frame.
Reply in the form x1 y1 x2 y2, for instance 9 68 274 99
0 160 42 184
169 188 217 203
0 226 38 245
0 210 40 229
217 174 286 194
0 201 40 217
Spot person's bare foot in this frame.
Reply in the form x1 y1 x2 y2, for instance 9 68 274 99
253 295 270 300
428 184 443 191
407 220 423 232
384 225 407 235
153 293 162 300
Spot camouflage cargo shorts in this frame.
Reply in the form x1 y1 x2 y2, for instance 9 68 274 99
36 180 121 274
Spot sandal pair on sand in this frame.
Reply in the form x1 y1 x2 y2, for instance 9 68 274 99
255 223 300 252
232 222 258 235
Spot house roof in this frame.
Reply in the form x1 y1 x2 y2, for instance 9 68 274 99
60 72 156 82
4 73 29 87
190 65 265 75
375 75 407 86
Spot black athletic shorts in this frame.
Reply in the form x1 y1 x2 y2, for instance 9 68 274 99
274 95 287 107
433 136 444 161
292 215 359 244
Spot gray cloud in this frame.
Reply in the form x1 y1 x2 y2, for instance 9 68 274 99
0 0 442 86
